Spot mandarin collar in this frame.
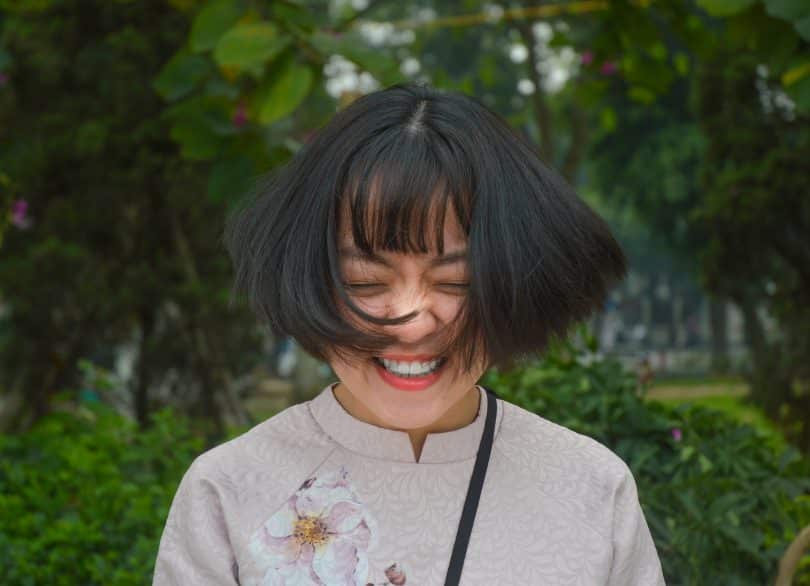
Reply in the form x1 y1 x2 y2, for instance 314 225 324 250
307 383 499 464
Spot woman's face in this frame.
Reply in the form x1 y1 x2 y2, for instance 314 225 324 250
328 206 486 431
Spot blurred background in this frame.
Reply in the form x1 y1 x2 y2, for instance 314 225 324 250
0 0 809 584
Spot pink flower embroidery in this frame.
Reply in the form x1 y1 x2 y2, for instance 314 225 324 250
384 562 407 585
249 466 379 585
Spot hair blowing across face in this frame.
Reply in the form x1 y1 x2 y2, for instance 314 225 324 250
224 82 627 373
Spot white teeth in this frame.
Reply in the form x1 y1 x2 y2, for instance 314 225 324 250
379 358 443 377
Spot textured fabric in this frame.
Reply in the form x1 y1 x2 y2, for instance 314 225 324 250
154 383 666 585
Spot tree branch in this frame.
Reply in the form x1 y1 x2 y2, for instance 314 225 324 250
561 99 588 183
516 20 555 162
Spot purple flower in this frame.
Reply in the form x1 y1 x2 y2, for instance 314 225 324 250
233 102 248 128
10 199 32 229
581 50 594 66
671 428 682 442
249 466 378 585
600 61 618 76
0 72 8 87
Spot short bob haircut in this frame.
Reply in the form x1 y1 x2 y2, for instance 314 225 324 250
225 82 626 373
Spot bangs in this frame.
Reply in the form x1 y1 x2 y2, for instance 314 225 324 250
337 124 475 256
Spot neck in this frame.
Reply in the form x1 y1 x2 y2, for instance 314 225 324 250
332 384 481 463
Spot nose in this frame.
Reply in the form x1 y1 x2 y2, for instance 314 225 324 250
385 287 440 345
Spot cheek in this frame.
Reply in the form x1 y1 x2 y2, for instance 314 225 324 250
352 297 388 317
435 296 465 322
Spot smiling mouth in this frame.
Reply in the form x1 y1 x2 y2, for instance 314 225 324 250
371 356 448 378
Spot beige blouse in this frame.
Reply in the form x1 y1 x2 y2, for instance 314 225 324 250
154 383 666 585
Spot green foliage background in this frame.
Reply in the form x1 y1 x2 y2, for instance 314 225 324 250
1 0 809 583
0 406 202 585
1 346 808 585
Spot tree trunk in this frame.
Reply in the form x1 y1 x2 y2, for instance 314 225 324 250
134 308 156 428
708 297 729 374
169 209 253 436
736 295 767 375
516 20 555 164
0 367 32 433
561 101 588 184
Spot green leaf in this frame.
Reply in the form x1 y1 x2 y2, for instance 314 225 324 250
628 86 657 104
272 1 315 32
548 31 571 48
795 14 810 40
75 121 109 156
190 0 245 53
763 0 809 21
698 454 714 472
207 156 254 203
650 42 668 61
599 107 617 132
163 96 231 159
576 79 609 108
784 71 810 113
163 95 231 133
782 60 810 86
619 51 675 94
172 125 219 160
0 47 11 70
697 0 757 17
310 32 400 86
153 50 210 101
214 22 290 76
253 60 313 125
674 53 691 76
203 76 241 99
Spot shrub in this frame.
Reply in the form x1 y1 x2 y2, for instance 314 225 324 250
0 404 202 586
482 338 810 585
2 340 808 585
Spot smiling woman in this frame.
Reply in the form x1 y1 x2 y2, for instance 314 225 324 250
153 82 665 586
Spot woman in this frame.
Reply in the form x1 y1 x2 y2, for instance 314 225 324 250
154 82 665 585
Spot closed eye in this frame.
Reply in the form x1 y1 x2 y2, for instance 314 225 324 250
345 282 469 287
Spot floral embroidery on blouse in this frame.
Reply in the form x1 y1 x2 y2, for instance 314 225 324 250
248 466 408 586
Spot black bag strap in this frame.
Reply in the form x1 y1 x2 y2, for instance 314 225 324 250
444 386 498 586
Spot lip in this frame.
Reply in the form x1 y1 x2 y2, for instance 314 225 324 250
372 357 447 392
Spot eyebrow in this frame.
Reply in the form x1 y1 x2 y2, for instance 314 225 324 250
339 247 468 268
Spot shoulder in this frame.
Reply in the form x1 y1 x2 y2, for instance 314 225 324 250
494 397 632 490
181 400 337 496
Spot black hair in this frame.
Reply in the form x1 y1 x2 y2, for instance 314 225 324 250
224 82 626 373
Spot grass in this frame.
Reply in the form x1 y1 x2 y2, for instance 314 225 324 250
644 376 789 451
